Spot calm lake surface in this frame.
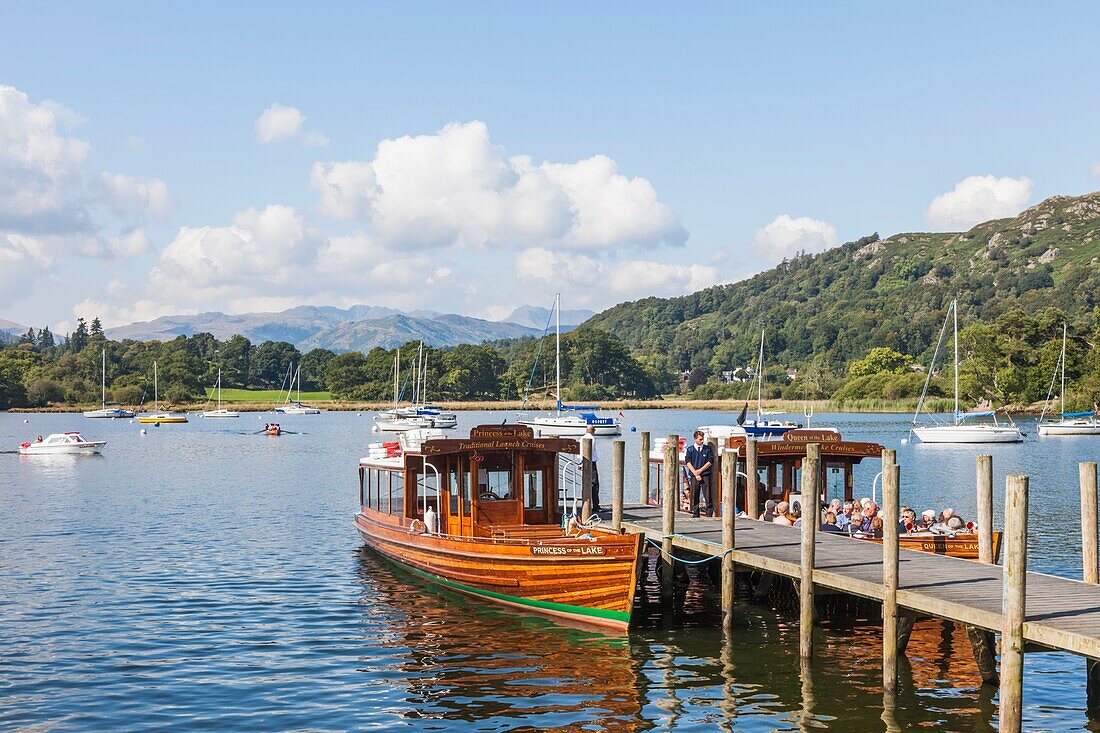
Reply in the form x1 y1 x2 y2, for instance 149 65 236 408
1 409 1098 731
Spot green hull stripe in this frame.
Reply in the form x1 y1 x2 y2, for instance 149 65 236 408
397 560 631 624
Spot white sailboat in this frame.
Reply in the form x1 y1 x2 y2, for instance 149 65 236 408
83 348 135 418
374 343 456 431
518 293 621 437
1038 323 1100 436
911 299 1023 444
275 364 322 414
201 368 239 418
137 361 189 424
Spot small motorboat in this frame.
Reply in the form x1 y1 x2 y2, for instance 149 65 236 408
20 432 106 455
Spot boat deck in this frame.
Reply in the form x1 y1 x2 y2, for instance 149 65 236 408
622 504 1100 659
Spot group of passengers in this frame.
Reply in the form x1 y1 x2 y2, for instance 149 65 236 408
759 496 968 538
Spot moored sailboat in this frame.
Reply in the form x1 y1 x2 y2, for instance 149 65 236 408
136 361 189 424
83 348 135 419
275 363 322 414
354 424 643 630
911 299 1023 444
1037 323 1100 436
201 368 239 418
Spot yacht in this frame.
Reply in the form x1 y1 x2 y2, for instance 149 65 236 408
83 348 135 419
1037 324 1100 436
201 367 239 418
275 364 322 414
137 361 189 424
20 432 106 455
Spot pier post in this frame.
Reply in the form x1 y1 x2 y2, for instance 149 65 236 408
745 437 758 518
611 440 625 531
721 447 736 633
800 443 820 660
999 474 1029 733
882 461 900 693
581 436 593 519
639 431 651 505
1081 462 1100 713
661 435 679 607
978 455 994 565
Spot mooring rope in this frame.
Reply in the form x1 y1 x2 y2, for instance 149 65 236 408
645 537 732 565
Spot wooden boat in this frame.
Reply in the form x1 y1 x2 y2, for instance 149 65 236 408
354 424 643 630
263 424 282 436
649 427 999 559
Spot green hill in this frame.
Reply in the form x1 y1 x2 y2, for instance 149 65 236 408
587 191 1100 404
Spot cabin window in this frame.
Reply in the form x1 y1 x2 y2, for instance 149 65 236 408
478 452 513 500
524 470 544 509
448 464 463 515
414 462 440 514
389 471 403 516
648 464 663 505
359 468 366 507
366 469 375 509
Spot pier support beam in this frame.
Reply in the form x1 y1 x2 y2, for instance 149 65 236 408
745 437 758 519
580 436 593 519
660 435 679 607
800 443 820 660
977 455 994 564
611 440 625 531
882 459 900 693
998 474 1029 733
639 431 651 505
721 446 736 633
1081 462 1100 714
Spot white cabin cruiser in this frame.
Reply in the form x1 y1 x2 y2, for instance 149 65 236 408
20 432 106 455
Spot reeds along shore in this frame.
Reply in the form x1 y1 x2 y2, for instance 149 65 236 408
9 397 1053 414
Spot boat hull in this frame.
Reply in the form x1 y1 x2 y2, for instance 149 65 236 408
519 419 622 437
1038 421 1100 436
859 531 1002 561
201 410 240 418
912 425 1023 443
83 408 135 419
275 407 321 415
354 512 642 630
136 414 189 424
20 441 106 455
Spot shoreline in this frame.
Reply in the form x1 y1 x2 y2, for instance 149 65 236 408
5 398 1049 416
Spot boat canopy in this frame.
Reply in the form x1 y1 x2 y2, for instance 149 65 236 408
557 400 601 411
956 410 996 420
1063 411 1097 419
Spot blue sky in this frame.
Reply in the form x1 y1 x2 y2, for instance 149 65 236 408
2 2 1098 333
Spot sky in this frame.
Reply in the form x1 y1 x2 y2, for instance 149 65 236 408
2 1 1099 335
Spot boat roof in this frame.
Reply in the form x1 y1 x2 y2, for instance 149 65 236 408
726 428 883 462
419 424 580 457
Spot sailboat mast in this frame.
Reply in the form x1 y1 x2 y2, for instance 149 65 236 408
217 367 222 410
1061 322 1067 416
394 349 400 409
953 299 959 424
757 329 765 419
555 293 561 415
101 348 106 409
154 360 158 410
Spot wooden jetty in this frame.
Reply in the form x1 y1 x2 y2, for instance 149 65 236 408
607 432 1100 733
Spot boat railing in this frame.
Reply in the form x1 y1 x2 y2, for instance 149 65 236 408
558 454 581 520
421 461 442 524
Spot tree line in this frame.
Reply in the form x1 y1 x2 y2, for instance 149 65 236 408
0 320 661 409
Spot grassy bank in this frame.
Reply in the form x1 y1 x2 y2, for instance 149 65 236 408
204 388 332 403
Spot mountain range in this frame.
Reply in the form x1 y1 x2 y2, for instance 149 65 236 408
99 304 595 352
588 191 1100 374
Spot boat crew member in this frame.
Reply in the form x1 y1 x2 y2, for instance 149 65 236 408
685 430 715 518
577 426 602 513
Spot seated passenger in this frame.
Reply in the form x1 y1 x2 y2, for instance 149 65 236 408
899 509 917 533
836 501 854 530
772 501 792 526
946 516 964 531
822 511 842 533
762 499 778 522
870 516 884 539
919 509 936 530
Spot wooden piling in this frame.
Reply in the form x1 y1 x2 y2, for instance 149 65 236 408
580 436 593 519
800 443 820 660
611 440 625 531
721 447 736 633
1082 462 1098 585
1082 461 1099 712
978 455 994 565
882 462 900 693
661 435 678 607
998 474 1029 733
639 431 651 505
745 437 758 518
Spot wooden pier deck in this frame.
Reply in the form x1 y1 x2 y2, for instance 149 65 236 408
622 504 1100 660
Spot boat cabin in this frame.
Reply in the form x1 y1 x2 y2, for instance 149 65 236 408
359 425 580 538
648 428 884 515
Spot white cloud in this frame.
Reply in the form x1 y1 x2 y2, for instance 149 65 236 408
0 233 54 307
311 120 686 251
97 172 172 218
105 228 151 258
753 215 838 260
515 247 718 307
924 175 1033 230
254 103 328 147
1092 162 1100 178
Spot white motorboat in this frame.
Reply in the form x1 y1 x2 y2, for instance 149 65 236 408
84 348 135 419
20 432 106 455
274 363 322 414
202 368 239 418
137 361 189 424
518 294 621 437
911 299 1023 444
1037 323 1100 436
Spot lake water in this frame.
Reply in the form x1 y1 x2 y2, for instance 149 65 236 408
1 409 1097 731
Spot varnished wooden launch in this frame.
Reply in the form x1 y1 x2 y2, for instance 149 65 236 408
354 425 643 630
